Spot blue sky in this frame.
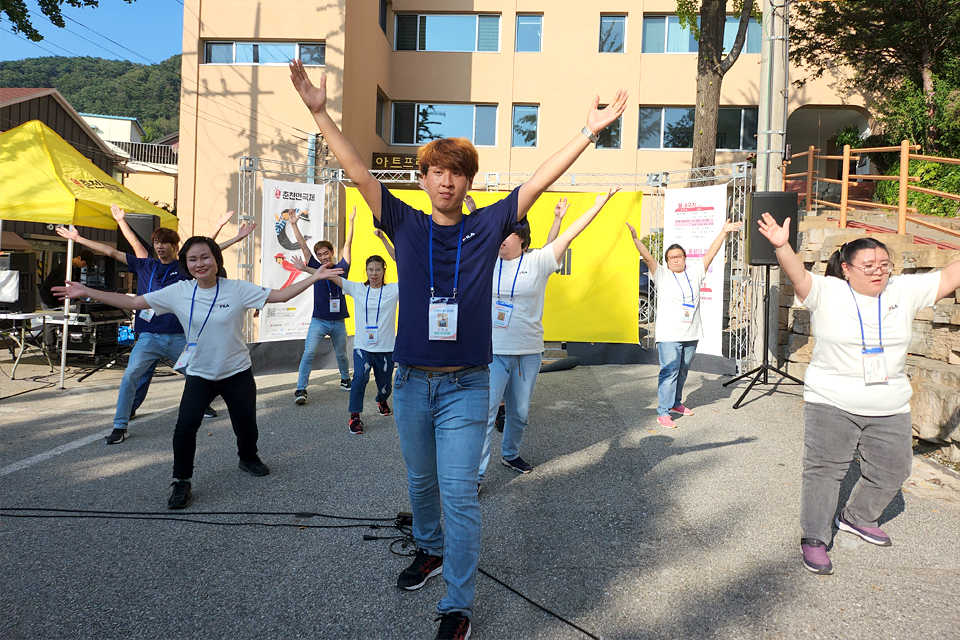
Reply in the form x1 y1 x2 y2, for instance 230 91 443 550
1 0 183 63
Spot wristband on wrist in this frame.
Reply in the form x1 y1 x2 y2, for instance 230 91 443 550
581 126 599 144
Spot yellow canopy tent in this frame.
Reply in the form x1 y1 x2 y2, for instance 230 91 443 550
0 120 179 388
0 120 178 229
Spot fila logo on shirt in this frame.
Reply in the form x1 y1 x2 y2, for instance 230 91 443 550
462 232 477 243
218 303 231 308
888 304 899 311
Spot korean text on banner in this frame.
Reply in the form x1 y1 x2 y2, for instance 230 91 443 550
663 183 728 356
259 179 326 341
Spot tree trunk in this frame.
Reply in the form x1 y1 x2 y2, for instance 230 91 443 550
920 46 938 153
692 0 726 170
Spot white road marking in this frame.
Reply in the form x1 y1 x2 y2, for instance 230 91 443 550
0 430 111 477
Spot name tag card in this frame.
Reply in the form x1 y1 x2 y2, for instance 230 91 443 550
862 347 888 385
139 309 155 322
365 325 379 344
174 342 197 372
492 300 514 329
428 297 458 341
680 303 695 324
329 298 341 313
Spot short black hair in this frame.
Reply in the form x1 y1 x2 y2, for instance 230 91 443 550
178 236 224 279
77 249 95 265
664 244 686 261
514 218 532 250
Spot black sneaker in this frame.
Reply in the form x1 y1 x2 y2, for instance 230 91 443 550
340 378 351 391
494 404 505 433
238 457 270 476
348 416 364 435
167 480 192 509
129 409 137 420
105 428 127 445
377 400 392 416
203 406 218 418
501 455 532 474
294 389 307 405
397 548 443 590
434 612 471 640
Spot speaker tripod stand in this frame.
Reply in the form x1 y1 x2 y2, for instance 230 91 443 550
723 264 803 408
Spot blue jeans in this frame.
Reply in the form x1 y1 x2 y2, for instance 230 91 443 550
296 317 349 389
657 340 698 417
113 332 187 430
393 364 489 617
348 349 394 414
479 353 541 479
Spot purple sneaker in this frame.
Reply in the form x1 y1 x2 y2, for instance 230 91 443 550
800 538 834 575
836 513 892 546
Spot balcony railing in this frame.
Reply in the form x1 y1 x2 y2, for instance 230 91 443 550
110 141 178 165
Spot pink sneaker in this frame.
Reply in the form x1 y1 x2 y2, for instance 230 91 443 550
670 405 694 416
656 415 678 429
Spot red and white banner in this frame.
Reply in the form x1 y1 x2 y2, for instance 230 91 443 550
259 179 326 341
663 183 728 356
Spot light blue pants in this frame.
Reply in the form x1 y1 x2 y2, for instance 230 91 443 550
393 364 488 618
113 332 186 430
479 353 541 479
656 340 698 417
296 317 349 389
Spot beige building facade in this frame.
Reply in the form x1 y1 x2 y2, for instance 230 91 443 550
177 0 869 290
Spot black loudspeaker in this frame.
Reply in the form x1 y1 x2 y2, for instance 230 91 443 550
117 213 160 259
5 251 37 312
746 191 799 266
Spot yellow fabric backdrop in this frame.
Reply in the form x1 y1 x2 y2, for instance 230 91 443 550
343 187 640 344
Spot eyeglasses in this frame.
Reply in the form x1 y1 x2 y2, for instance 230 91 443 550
666 254 685 262
847 262 893 276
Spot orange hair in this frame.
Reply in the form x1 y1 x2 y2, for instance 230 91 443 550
418 138 479 182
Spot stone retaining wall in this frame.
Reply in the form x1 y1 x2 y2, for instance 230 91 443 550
779 212 960 461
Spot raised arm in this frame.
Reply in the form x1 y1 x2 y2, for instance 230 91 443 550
757 213 812 301
290 61 382 219
374 229 397 261
552 188 620 262
209 210 236 241
342 206 357 265
702 220 744 272
545 197 568 245
55 226 128 264
516 91 628 219
626 222 658 276
112 205 149 259
937 259 960 302
289 212 313 262
266 264 343 303
218 223 257 251
52 281 148 310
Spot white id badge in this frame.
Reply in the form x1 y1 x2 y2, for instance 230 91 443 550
862 347 889 385
428 297 458 341
492 300 514 329
365 325 379 344
139 308 155 322
329 298 341 313
174 342 197 372
681 303 695 324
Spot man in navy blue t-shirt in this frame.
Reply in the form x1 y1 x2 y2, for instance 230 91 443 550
290 208 354 402
291 59 627 640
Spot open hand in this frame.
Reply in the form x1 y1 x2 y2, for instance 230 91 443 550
625 222 638 239
110 204 126 222
757 212 790 248
289 59 327 114
313 264 344 280
236 223 257 239
723 220 744 234
55 226 79 242
52 280 87 300
216 210 235 228
554 197 569 219
596 186 620 207
586 90 629 136
291 255 309 272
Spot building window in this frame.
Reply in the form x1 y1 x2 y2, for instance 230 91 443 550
512 105 538 147
376 94 385 138
516 14 542 52
599 15 626 53
395 14 500 52
379 0 388 34
641 15 761 54
203 41 325 65
639 107 759 150
597 108 622 149
392 103 497 146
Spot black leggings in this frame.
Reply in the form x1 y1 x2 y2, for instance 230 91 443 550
173 368 259 479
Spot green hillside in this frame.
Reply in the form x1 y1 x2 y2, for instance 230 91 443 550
0 55 181 142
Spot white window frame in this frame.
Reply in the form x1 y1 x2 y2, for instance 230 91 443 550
638 106 759 150
393 14 501 53
202 41 326 66
511 104 539 148
515 14 543 53
599 14 627 54
391 102 498 147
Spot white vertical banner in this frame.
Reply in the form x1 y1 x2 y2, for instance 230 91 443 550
663 183 728 356
259 178 326 342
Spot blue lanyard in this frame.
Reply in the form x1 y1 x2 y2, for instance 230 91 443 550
187 280 219 342
428 217 466 299
365 285 383 325
672 269 695 305
326 276 340 299
848 283 882 351
149 261 175 293
497 253 524 300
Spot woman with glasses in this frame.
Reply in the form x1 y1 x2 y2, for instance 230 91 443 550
627 219 743 428
757 213 960 576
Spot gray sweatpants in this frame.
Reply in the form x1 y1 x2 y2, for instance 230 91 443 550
800 402 913 544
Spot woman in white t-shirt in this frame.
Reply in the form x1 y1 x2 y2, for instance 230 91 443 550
757 213 960 576
627 219 743 428
479 189 619 484
320 254 400 435
54 237 343 510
